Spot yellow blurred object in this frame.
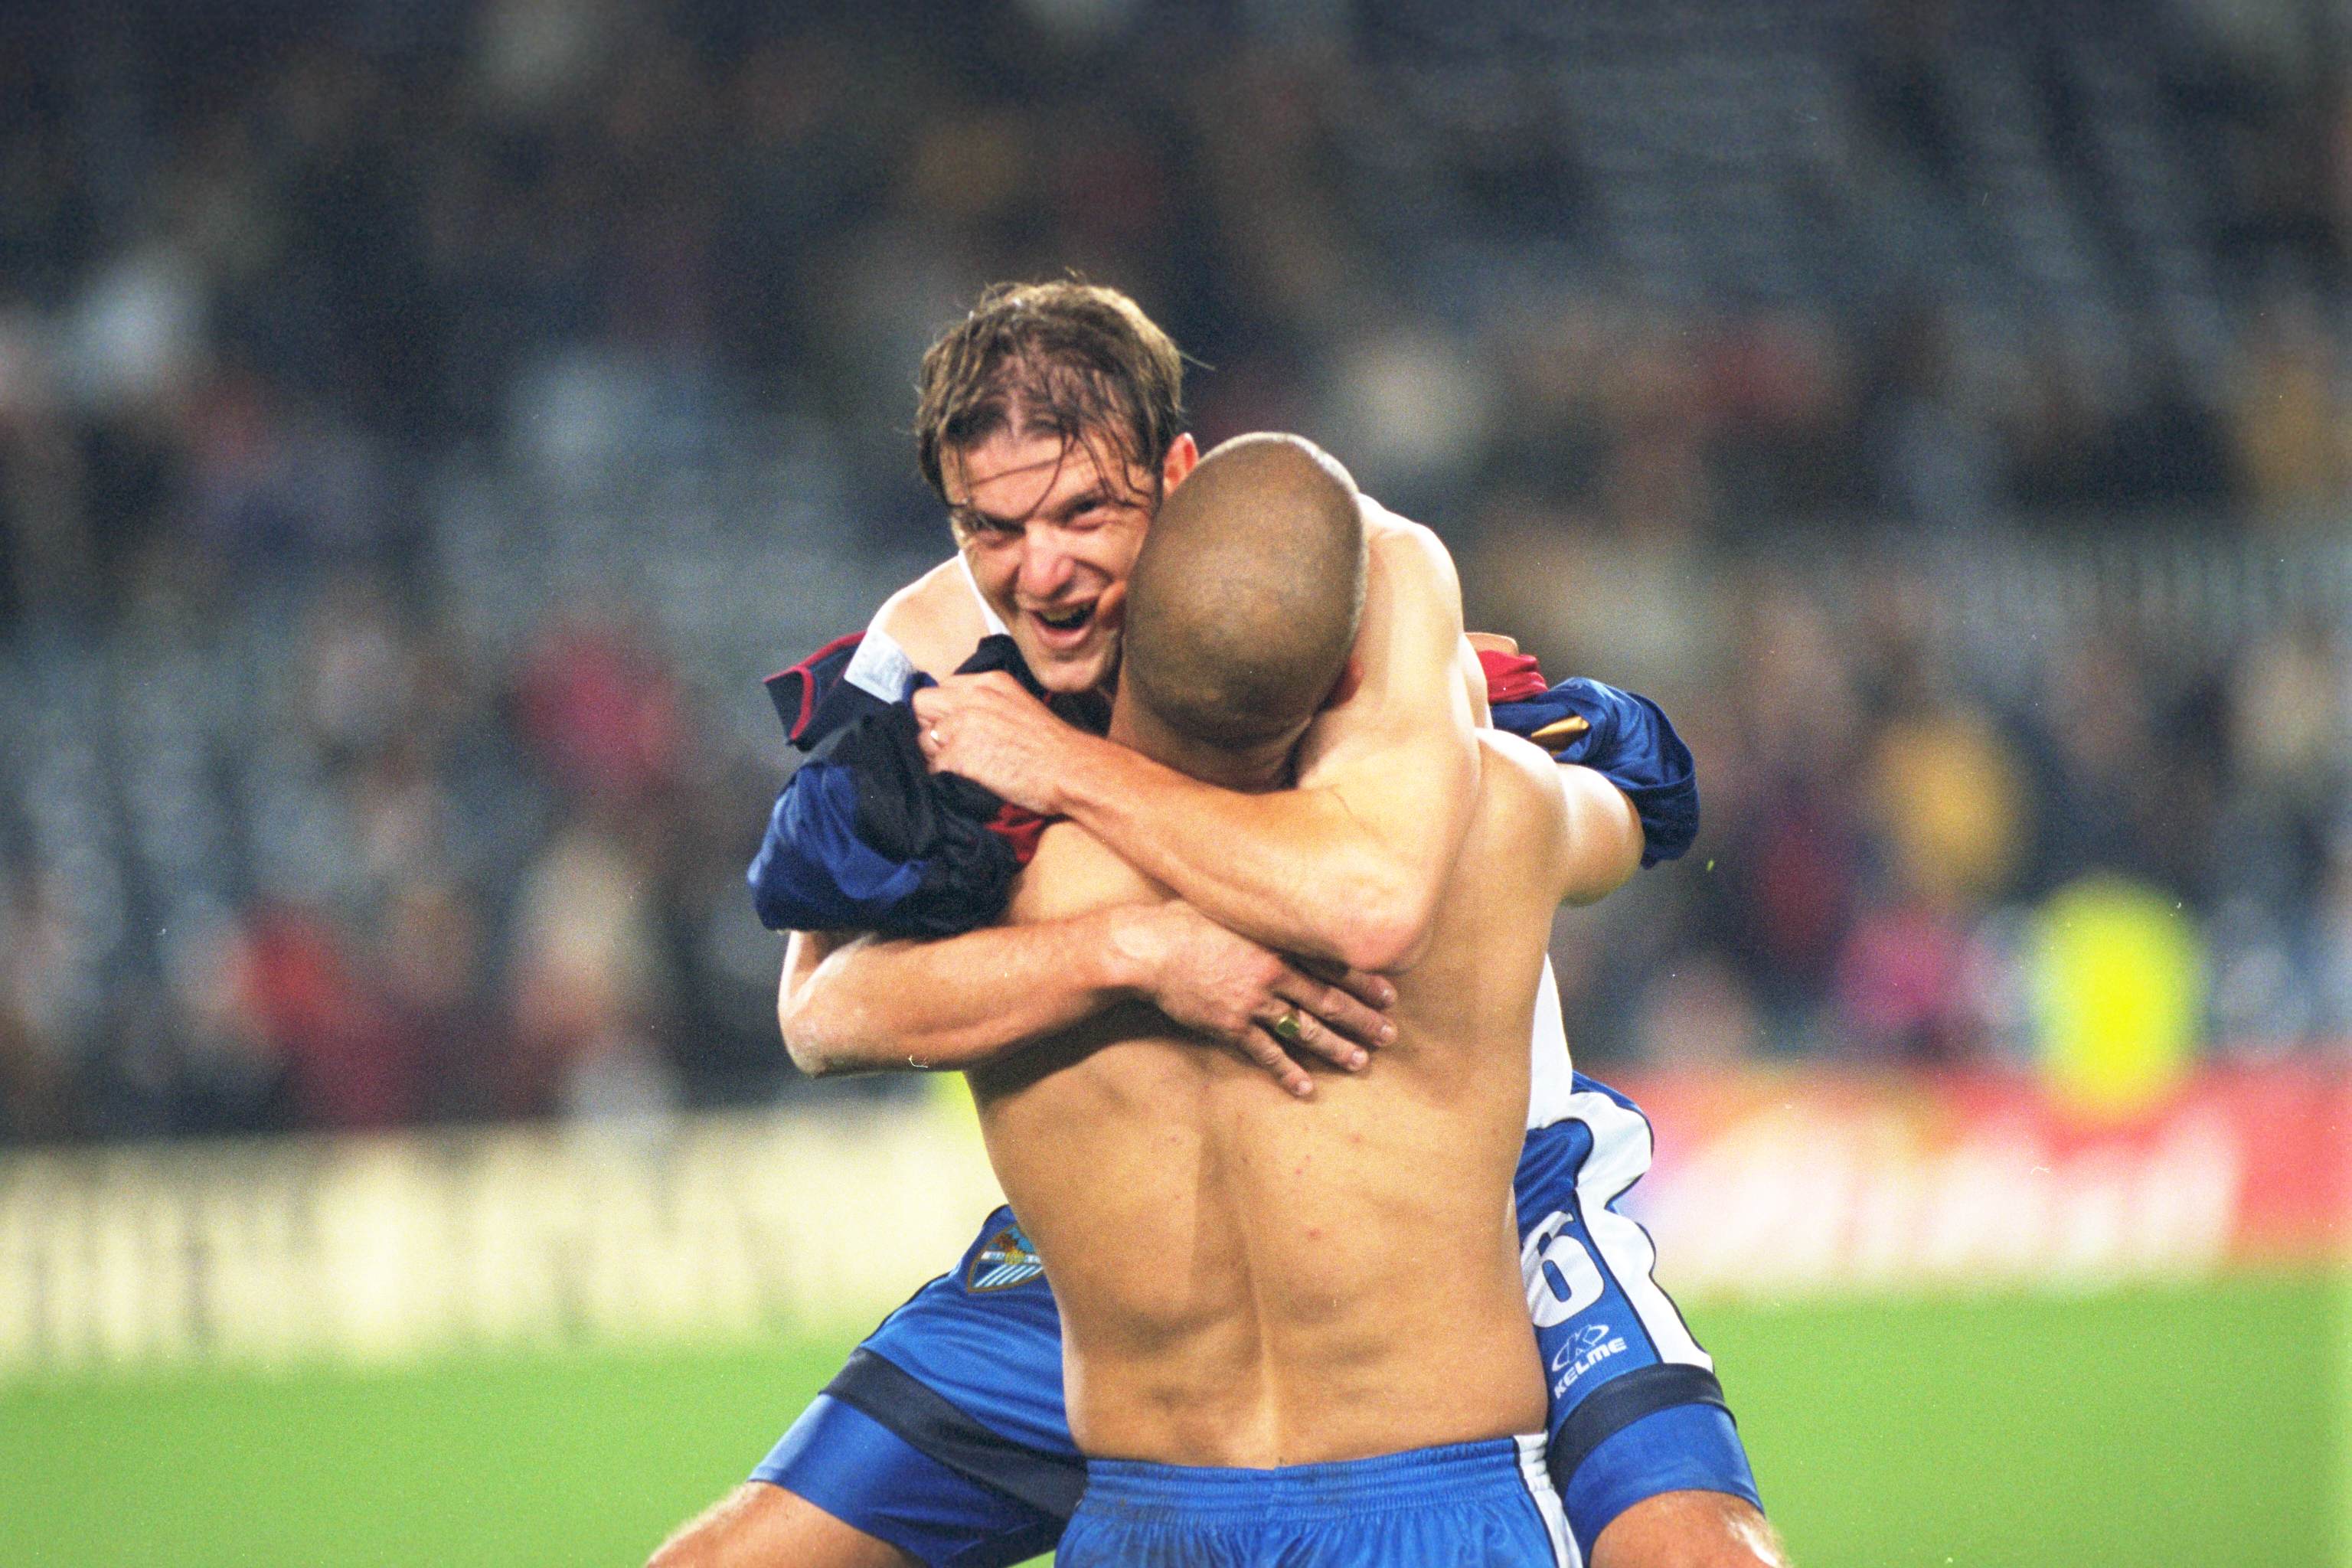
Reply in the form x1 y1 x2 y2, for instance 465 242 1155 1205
2028 876 2206 1118
929 1065 987 1125
1869 707 2027 905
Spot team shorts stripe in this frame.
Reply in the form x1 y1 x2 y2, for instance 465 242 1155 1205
1514 1431 1582 1567
822 1347 1086 1517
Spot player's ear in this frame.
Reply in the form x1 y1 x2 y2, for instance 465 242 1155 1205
1161 432 1200 494
1321 655 1364 713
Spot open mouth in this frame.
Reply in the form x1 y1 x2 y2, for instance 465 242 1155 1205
1031 604 1096 640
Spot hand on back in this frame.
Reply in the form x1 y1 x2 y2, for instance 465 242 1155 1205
1115 901 1396 1098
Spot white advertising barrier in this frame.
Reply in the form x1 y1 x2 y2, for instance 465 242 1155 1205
6 1065 2343 1373
1612 1063 2351 1298
0 1098 1007 1372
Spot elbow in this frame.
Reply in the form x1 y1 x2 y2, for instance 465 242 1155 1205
779 1026 837 1080
779 982 916 1079
777 991 848 1079
1325 864 1442 974
1338 913 1434 975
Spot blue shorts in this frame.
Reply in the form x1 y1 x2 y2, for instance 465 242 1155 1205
754 1073 1759 1567
1058 1436 1573 1567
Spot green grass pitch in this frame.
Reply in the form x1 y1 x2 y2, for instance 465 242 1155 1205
4 1272 2342 1567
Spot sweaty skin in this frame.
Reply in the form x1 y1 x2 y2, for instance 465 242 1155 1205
969 730 1620 1468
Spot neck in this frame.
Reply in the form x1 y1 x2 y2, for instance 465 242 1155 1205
1109 691 1294 794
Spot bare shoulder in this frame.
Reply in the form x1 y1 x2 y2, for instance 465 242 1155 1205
1479 733 1643 908
1361 498 1462 597
1475 730 1567 822
1462 732 1573 895
1355 498 1465 646
874 557 987 680
1007 823 1168 926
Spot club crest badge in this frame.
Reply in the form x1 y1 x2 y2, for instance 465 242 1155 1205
967 1222 1046 1292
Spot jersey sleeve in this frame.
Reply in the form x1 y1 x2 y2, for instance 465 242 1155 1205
746 632 1069 937
1481 650 1700 868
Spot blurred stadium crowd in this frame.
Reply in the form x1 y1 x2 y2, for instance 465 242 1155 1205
1 0 2348 1143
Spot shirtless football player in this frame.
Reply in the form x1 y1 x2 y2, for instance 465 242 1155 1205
982 433 1631 1563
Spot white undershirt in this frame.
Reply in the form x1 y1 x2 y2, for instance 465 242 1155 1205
956 551 1012 637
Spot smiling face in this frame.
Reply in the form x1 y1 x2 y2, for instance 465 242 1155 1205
946 427 1197 695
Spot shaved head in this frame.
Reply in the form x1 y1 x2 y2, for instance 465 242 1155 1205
1121 433 1367 750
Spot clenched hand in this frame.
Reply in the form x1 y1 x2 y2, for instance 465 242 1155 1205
913 671 1080 815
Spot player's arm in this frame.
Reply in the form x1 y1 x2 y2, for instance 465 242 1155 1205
1484 639 1701 875
917 513 1478 974
772 574 1393 1081
778 907 1389 1084
1552 765 1646 906
777 918 1118 1076
1482 733 1646 913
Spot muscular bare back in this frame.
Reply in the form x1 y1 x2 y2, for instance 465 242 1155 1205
968 732 1582 1469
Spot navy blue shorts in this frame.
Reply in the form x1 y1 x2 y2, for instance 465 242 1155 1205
753 1073 1759 1566
1059 1436 1572 1567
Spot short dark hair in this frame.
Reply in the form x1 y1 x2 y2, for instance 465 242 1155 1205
1122 434 1366 748
914 280 1186 502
